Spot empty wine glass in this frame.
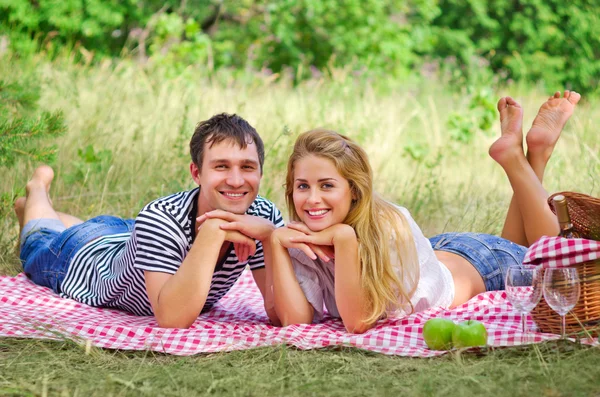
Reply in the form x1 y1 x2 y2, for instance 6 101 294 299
542 268 580 339
505 265 543 344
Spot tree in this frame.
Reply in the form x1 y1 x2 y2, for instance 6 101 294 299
0 78 66 167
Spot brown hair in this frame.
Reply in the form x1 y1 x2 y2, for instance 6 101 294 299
190 113 264 172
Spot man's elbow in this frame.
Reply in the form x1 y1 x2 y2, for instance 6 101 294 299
155 313 196 329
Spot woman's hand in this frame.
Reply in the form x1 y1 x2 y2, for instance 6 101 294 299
288 222 357 249
271 226 332 262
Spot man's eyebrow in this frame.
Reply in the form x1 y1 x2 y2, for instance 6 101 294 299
209 159 259 165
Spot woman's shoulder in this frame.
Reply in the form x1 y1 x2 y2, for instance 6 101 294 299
391 204 415 221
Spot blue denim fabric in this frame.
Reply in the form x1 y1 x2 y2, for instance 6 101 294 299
429 232 527 291
19 215 135 293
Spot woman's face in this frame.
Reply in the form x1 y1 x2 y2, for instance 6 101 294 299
292 155 353 232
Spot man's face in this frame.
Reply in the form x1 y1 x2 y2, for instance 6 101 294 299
191 139 262 215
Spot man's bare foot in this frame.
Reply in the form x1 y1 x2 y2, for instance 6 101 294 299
526 90 581 163
25 165 55 199
13 197 26 229
489 96 525 167
13 197 26 255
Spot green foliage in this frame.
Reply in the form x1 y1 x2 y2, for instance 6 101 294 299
244 0 439 78
64 144 113 185
0 0 182 57
1 0 599 92
446 88 497 144
0 71 65 220
0 78 66 168
431 0 600 93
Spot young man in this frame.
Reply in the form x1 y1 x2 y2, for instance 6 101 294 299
14 113 283 328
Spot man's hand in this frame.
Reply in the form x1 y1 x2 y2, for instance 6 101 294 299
198 217 257 261
198 210 276 241
197 210 275 262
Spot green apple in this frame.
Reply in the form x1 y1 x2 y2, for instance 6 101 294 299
422 318 456 350
452 320 488 348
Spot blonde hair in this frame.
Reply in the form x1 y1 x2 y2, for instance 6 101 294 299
285 129 419 324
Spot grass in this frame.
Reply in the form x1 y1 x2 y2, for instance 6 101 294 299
1 57 600 396
1 338 599 396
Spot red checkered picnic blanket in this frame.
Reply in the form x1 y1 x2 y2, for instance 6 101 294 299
523 236 600 267
2 269 592 357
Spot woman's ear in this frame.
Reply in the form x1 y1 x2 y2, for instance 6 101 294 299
351 187 359 202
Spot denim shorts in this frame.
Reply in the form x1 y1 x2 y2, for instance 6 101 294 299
20 215 135 294
429 232 527 291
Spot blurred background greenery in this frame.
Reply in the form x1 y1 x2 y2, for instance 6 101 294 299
1 0 599 92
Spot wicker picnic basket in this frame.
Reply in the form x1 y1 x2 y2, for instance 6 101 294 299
530 192 600 335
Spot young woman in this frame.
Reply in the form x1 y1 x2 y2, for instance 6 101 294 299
268 91 581 333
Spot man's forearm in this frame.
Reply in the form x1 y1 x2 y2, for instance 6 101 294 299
153 224 226 328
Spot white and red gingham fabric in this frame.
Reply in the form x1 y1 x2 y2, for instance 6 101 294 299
0 270 595 357
523 236 600 268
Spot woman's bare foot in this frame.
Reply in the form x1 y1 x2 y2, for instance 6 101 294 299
526 90 581 164
489 96 525 167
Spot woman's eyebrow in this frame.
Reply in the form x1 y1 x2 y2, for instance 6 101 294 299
294 178 338 182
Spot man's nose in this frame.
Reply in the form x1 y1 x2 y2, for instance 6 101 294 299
226 168 244 187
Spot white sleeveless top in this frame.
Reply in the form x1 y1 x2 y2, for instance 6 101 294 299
289 206 455 321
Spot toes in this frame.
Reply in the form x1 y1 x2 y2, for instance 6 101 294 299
564 90 570 99
554 91 561 98
497 97 508 112
505 96 521 107
568 91 581 104
32 165 55 182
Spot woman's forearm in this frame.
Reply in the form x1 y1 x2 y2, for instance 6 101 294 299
261 239 282 326
270 234 314 326
333 228 373 333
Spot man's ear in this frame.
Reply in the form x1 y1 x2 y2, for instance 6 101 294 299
190 162 201 185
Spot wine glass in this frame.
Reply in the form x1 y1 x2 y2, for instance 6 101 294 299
505 265 543 344
542 268 580 339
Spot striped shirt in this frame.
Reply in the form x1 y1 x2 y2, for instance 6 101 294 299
60 188 284 316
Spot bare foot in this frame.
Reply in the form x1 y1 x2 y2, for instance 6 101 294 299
25 165 55 198
489 96 525 167
13 197 26 255
526 90 581 163
13 197 26 228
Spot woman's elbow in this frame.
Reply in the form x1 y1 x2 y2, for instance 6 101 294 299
277 312 313 327
344 321 374 334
